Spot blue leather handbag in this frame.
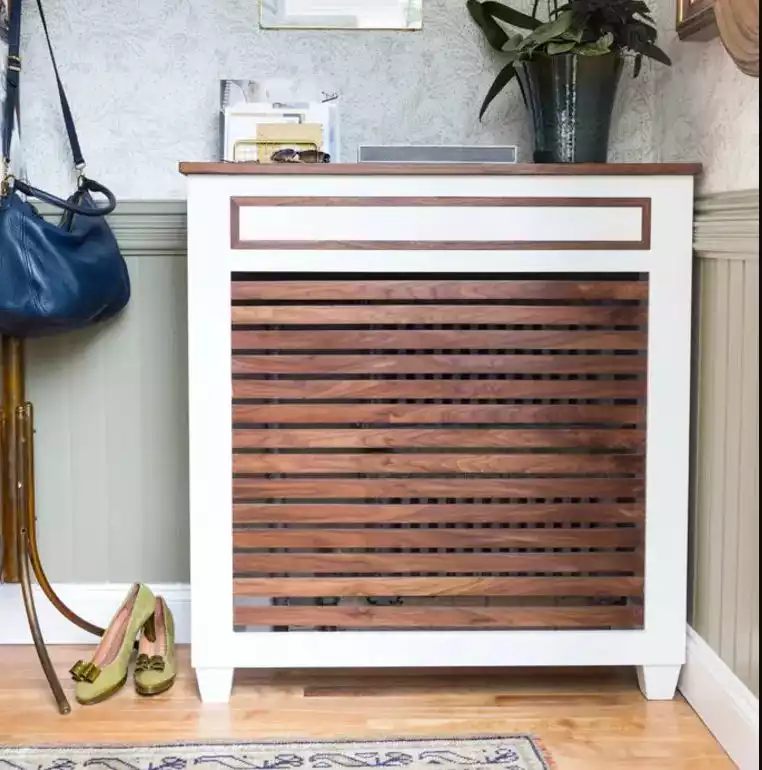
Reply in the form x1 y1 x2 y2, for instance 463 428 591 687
0 0 130 338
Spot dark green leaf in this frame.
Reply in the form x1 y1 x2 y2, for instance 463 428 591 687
523 10 573 47
576 42 613 54
547 40 577 54
467 0 509 50
637 41 672 66
516 69 529 107
561 23 585 42
482 1 543 30
479 61 518 120
503 33 526 52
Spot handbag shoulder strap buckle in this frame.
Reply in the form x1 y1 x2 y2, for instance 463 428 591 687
1 159 14 197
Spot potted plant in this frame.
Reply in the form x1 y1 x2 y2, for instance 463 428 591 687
467 0 671 163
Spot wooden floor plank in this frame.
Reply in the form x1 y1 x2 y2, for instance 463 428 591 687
0 646 732 769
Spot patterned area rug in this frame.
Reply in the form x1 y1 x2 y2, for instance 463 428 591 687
0 736 553 770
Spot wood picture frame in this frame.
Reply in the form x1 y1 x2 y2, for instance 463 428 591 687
677 0 720 40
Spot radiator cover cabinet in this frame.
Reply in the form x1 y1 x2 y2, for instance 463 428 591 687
181 162 698 703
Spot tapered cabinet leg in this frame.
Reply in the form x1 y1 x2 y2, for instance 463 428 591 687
195 667 235 703
637 665 681 700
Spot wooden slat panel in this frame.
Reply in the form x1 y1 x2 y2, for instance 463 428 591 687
232 378 647 401
228 276 650 634
233 576 644 598
232 304 648 326
233 527 642 550
233 452 644 475
233 428 645 450
233 503 644 525
233 477 643 500
232 329 647 351
233 404 642 425
233 605 644 629
231 280 649 302
232 354 647 376
234 552 642 576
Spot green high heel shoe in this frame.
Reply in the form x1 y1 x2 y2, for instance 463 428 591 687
134 596 176 696
69 583 156 705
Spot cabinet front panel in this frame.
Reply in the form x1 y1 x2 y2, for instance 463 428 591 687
231 275 648 632
231 197 652 251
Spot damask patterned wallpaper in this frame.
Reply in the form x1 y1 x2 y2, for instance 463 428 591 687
13 0 655 199
8 0 755 197
652 1 759 193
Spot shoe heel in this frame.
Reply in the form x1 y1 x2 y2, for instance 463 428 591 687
143 613 157 643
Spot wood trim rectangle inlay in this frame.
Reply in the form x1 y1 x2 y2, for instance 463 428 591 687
230 196 652 251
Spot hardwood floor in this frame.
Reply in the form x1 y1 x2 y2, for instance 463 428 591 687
0 645 731 769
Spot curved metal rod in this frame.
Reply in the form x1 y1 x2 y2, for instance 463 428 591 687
20 403 106 639
18 528 71 715
15 408 71 714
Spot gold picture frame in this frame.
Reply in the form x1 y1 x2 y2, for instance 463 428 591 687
676 0 719 40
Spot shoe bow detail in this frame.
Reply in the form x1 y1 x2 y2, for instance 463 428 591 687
69 660 101 683
136 654 165 672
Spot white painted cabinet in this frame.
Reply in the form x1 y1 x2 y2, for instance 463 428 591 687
181 162 699 703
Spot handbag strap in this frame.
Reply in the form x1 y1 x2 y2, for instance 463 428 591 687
2 0 115 216
1 0 22 170
3 0 86 176
13 175 117 214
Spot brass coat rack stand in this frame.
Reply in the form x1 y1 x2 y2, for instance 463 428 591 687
2 0 107 715
1 335 105 714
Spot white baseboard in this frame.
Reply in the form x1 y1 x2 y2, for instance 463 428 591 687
0 583 190 645
679 626 759 769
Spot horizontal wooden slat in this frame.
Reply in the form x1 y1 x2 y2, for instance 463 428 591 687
233 503 644 525
233 527 642 550
231 280 649 302
233 453 644 475
232 329 647 351
233 576 644 598
233 477 643 500
234 551 642 574
232 354 647 376
233 605 643 629
232 378 647 401
233 428 645 450
233 403 642 425
231 304 647 326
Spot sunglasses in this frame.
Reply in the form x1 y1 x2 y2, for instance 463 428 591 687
270 148 331 164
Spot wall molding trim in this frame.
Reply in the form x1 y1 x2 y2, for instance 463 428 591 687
39 200 188 258
679 626 759 769
0 583 191 646
694 189 759 259
40 188 759 260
